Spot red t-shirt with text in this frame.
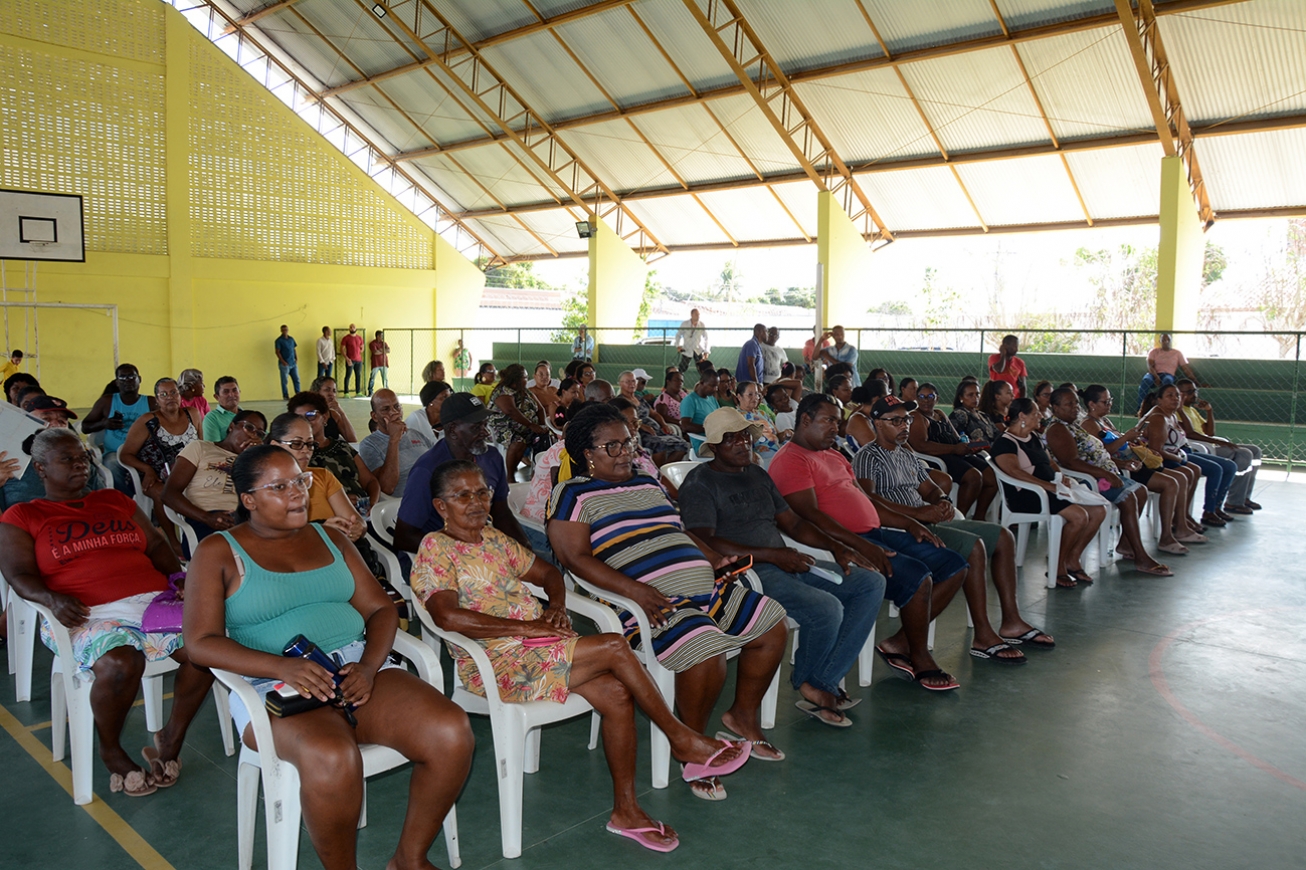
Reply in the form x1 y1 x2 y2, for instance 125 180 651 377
1 490 168 606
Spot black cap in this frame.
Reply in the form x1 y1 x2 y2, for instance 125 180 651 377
27 395 78 419
869 395 917 419
439 392 491 426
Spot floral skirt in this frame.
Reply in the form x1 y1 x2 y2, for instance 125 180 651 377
39 592 182 673
451 635 580 703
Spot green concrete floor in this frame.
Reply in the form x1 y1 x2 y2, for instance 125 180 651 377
4 416 1305 869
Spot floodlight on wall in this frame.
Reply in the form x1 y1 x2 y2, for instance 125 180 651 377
576 220 596 239
371 3 387 18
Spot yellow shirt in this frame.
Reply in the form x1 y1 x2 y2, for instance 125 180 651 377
470 382 495 404
0 360 21 381
1181 404 1205 433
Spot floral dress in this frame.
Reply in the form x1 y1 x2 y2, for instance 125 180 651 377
410 528 578 702
309 436 371 518
742 409 780 460
487 383 540 445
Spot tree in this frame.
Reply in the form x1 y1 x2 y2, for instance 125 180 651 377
754 286 815 308
1250 219 1306 357
635 270 662 339
714 260 743 302
549 288 588 343
920 267 963 330
483 261 553 290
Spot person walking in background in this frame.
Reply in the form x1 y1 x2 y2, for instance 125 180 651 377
988 334 1028 398
274 324 299 399
1138 333 1201 414
674 308 710 372
572 325 594 362
368 329 391 395
340 323 364 396
316 325 335 379
0 349 22 381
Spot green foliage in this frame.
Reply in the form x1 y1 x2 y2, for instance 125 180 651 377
635 270 662 338
1012 314 1081 353
715 260 743 302
920 267 963 330
550 287 588 343
755 286 816 308
1252 219 1306 356
869 300 911 316
483 261 554 290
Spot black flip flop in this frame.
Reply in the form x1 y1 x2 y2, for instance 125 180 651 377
1000 628 1056 649
969 642 1026 664
874 645 915 679
795 699 852 728
913 669 959 691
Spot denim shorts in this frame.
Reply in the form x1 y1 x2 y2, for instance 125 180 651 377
1102 477 1143 505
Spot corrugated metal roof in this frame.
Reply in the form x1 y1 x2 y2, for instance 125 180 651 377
734 0 883 73
412 154 493 212
995 0 1114 31
294 0 416 77
466 214 554 257
552 11 691 109
633 104 761 186
767 180 820 238
857 166 982 231
1017 26 1155 142
1199 128 1306 211
860 0 1002 54
253 13 356 89
479 30 612 122
696 187 812 242
626 0 740 93
955 154 1087 225
556 118 681 193
1160 0 1306 124
337 89 432 154
900 46 1051 153
374 75 491 148
625 195 734 247
1065 142 1164 219
711 94 805 177
513 208 591 255
793 67 939 165
428 0 539 44
441 145 560 208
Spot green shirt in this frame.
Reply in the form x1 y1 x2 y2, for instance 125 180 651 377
202 406 238 441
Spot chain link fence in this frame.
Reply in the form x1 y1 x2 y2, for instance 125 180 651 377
380 325 1306 467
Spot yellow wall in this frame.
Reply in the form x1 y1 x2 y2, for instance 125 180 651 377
816 190 872 331
0 0 484 407
1155 155 1203 334
587 220 648 357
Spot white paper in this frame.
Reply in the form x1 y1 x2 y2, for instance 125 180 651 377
0 403 48 481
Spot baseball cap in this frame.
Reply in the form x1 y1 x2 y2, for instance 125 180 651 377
439 392 491 426
631 368 652 382
27 395 78 419
699 407 761 457
869 395 917 419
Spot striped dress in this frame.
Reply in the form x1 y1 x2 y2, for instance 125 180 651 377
548 473 786 673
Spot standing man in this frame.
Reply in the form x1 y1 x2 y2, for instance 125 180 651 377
358 389 431 498
274 324 299 399
340 323 364 396
674 308 710 372
0 350 22 382
1139 333 1200 413
818 326 860 386
987 334 1027 398
367 329 390 395
316 325 335 379
736 323 767 384
202 376 241 441
572 325 594 362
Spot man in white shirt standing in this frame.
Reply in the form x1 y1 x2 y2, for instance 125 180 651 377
674 308 710 372
316 326 335 379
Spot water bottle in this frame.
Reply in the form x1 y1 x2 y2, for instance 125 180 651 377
959 433 969 444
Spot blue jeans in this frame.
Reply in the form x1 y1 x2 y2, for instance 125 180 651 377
521 524 560 569
279 363 300 398
343 360 364 394
318 362 333 379
752 562 885 696
1183 449 1237 513
368 366 389 394
1137 372 1175 413
859 527 968 606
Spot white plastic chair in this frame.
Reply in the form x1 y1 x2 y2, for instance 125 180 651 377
20 595 232 804
3 568 37 702
987 458 1065 590
214 631 460 870
912 450 961 505
115 447 153 515
367 497 412 601
162 503 201 562
659 461 698 490
566 569 780 788
1060 468 1116 569
415 585 617 859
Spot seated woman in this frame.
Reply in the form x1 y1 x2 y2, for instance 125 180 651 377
1080 385 1198 555
990 398 1107 588
267 414 368 543
652 370 686 427
163 410 266 544
415 460 748 852
470 363 497 403
825 374 853 425
907 382 997 520
552 377 581 430
844 385 878 449
618 371 688 465
310 376 358 443
1141 386 1223 533
608 399 669 480
1045 387 1171 576
866 367 895 394
0 428 214 797
977 380 1014 437
575 362 596 390
548 404 788 801
734 381 782 462
183 445 473 870
177 369 209 417
1165 384 1241 526
1031 380 1053 428
765 383 796 437
487 363 551 477
713 367 737 408
421 359 446 384
898 377 917 402
528 360 559 421
290 391 380 518
120 378 203 534
949 380 1000 446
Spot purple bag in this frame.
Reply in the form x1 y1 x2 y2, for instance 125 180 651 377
141 576 185 634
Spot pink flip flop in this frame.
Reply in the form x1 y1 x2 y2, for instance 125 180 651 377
681 739 750 782
606 821 680 852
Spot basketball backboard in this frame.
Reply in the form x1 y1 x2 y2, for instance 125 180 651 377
0 189 85 262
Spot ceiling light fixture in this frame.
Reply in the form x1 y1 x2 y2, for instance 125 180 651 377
576 220 595 239
371 3 387 18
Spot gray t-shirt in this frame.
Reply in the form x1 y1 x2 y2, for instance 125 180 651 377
359 427 433 498
678 463 789 549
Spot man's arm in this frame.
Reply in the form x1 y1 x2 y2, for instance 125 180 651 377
275 342 287 365
1016 374 1028 398
80 394 114 434
1181 362 1200 382
361 436 400 495
1147 353 1159 378
1197 401 1217 437
990 351 1009 374
779 487 893 576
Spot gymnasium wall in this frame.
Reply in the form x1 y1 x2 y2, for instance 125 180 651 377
0 0 484 406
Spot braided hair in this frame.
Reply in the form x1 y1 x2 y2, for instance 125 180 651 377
563 403 626 470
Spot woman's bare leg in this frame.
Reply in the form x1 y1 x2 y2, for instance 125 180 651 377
719 621 787 744
89 647 146 777
955 468 980 517
154 648 216 763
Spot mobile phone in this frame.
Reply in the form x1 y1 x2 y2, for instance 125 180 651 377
714 555 752 580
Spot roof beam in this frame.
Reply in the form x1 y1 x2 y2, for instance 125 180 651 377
372 0 1249 160
1114 0 1214 223
680 0 892 241
223 0 302 32
450 111 1306 218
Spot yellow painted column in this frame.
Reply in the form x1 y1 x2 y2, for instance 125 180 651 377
587 220 647 362
816 190 871 333
164 7 195 375
1155 155 1203 333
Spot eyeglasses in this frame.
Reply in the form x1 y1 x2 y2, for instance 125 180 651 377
296 410 321 421
441 487 492 504
917 392 938 400
273 438 313 450
594 438 638 457
251 472 313 495
877 415 910 427
236 421 268 439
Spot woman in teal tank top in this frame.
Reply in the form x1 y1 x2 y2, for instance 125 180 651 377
184 445 472 870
